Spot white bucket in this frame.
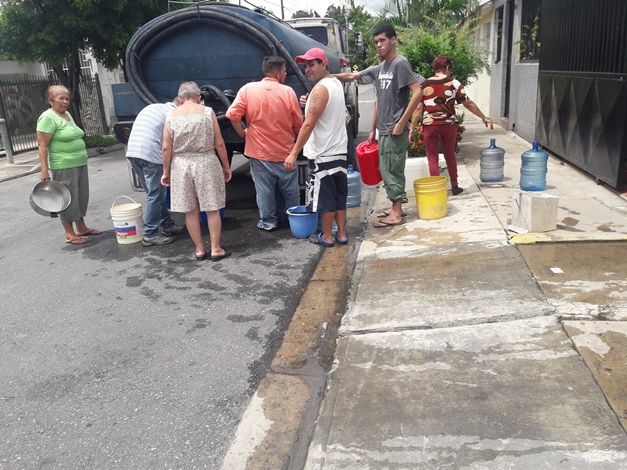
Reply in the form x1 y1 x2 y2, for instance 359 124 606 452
110 195 143 244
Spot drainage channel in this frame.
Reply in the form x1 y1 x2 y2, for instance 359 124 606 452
220 187 376 470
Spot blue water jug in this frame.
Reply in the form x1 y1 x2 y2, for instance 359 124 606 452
520 140 548 191
346 164 362 208
480 138 505 182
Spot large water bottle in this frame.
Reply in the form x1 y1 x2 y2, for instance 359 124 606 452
480 138 505 182
520 140 548 191
346 164 362 208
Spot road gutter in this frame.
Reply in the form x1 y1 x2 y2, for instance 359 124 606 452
220 187 378 470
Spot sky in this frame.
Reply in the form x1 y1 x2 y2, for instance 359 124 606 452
234 0 388 19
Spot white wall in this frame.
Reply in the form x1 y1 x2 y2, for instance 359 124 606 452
0 61 46 76
87 55 123 130
487 0 539 143
464 5 493 115
1 54 122 132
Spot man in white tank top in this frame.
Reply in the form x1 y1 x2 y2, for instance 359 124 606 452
284 48 349 247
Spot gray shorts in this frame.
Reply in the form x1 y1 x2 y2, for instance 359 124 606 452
51 165 89 224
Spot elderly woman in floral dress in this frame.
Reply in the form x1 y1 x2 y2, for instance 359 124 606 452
161 81 232 261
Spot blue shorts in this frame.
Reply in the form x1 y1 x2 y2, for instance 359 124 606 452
306 155 348 213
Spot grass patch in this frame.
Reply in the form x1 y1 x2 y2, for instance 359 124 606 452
84 135 118 148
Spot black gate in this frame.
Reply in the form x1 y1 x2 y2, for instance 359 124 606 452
536 0 627 189
0 74 108 153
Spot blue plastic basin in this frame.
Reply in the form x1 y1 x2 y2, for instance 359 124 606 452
286 205 318 239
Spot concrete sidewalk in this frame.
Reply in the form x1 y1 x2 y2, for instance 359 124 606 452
305 118 627 469
0 144 125 183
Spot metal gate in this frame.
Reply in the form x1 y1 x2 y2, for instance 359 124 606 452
536 0 627 189
0 74 108 153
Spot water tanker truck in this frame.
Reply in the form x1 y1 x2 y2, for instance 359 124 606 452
112 2 359 164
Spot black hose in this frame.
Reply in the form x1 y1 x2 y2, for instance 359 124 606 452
199 84 231 123
126 5 311 106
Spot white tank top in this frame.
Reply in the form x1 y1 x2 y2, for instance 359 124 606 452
303 77 348 159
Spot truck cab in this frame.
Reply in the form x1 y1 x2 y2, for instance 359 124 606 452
286 17 359 138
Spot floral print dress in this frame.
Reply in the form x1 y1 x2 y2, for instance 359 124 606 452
168 107 226 213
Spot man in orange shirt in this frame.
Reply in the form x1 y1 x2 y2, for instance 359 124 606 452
226 56 304 231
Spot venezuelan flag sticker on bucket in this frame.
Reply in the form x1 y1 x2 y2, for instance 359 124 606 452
110 195 143 244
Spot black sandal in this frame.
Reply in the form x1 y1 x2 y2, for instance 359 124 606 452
210 250 232 262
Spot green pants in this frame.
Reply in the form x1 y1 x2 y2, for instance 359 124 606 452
379 131 409 204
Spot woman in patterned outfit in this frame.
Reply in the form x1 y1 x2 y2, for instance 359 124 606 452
161 82 232 261
417 55 493 195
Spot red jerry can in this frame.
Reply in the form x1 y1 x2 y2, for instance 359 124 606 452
355 140 382 185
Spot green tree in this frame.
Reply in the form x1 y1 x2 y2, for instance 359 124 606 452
353 0 484 78
0 0 167 127
325 5 347 23
407 0 475 25
398 21 487 84
291 9 321 19
325 5 375 68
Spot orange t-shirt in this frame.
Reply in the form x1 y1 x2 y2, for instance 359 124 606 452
226 77 303 161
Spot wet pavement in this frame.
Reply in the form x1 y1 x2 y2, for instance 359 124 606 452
304 116 627 469
0 149 323 468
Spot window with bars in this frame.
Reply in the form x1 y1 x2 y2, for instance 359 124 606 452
520 0 541 61
495 6 504 63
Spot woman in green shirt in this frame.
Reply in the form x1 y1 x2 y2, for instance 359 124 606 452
36 85 101 245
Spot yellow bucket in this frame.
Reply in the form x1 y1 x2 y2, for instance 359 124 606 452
414 176 448 220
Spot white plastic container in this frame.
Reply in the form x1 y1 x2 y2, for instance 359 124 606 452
110 195 143 244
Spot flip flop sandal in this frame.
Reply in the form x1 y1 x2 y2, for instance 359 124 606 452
77 228 102 236
210 250 232 262
309 232 335 248
376 210 408 218
195 252 208 261
334 234 349 245
65 236 87 245
373 219 406 228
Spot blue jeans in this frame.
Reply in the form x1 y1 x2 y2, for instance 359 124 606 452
128 158 174 237
249 158 299 228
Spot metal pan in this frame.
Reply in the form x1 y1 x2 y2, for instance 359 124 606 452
30 181 71 217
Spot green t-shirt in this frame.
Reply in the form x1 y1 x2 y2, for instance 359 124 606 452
36 108 87 169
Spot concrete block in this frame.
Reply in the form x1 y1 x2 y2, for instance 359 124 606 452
510 190 558 233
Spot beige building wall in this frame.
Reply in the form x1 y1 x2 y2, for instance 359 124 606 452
0 61 46 76
464 2 493 115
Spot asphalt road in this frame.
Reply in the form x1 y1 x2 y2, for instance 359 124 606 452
0 151 321 468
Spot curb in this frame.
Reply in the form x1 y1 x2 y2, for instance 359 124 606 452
0 143 125 183
509 232 627 244
87 142 125 158
0 165 41 183
219 193 375 469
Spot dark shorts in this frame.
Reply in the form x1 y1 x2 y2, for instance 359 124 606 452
306 155 348 213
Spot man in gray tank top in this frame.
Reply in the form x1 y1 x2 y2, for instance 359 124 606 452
336 23 423 227
284 48 349 248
